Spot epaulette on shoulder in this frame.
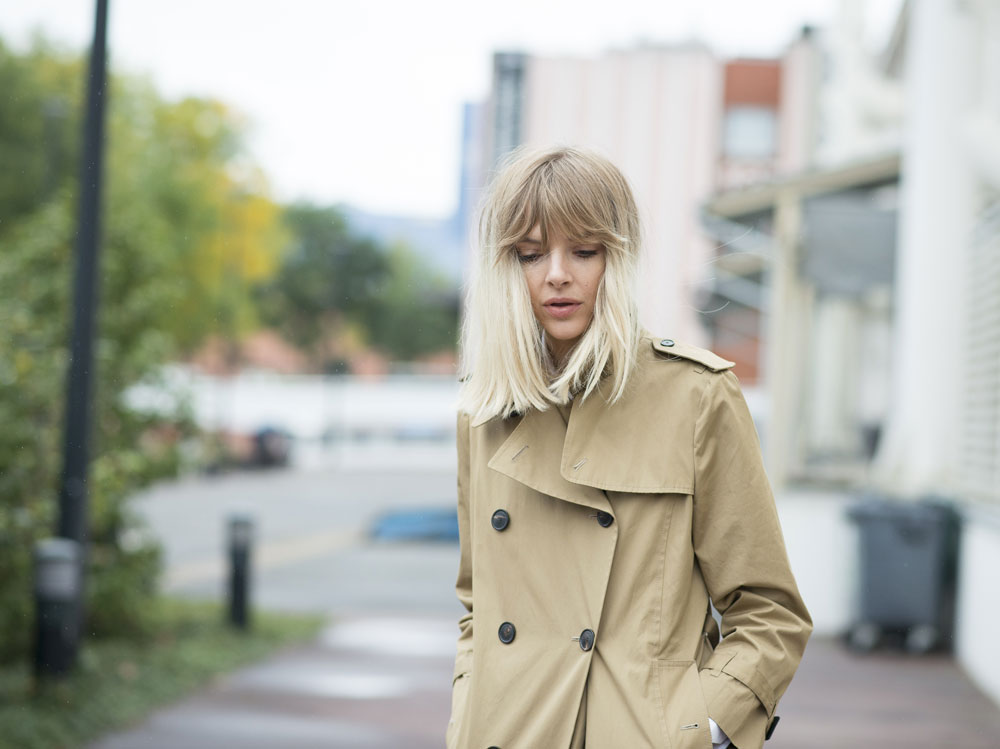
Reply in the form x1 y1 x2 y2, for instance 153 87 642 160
650 337 734 372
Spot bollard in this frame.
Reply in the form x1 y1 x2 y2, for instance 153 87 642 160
227 515 254 630
34 538 81 677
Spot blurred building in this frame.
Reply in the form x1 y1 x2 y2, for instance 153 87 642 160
702 0 1000 706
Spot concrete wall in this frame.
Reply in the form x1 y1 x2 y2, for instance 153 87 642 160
956 511 1000 706
521 46 722 345
775 489 856 636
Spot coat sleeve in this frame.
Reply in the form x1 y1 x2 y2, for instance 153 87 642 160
447 411 474 747
692 371 812 749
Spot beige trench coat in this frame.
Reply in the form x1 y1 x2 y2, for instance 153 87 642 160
448 335 812 749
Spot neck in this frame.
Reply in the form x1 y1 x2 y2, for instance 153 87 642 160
547 338 573 367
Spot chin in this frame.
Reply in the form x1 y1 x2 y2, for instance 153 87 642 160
546 328 585 343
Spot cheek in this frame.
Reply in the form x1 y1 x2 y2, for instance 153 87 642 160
587 265 607 300
523 270 546 307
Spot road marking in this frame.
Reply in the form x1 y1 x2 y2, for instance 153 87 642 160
163 528 359 591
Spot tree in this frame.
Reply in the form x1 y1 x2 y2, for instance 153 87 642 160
366 242 459 360
256 204 389 368
0 37 82 222
0 37 286 663
257 204 460 366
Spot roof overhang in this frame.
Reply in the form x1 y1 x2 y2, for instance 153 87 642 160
705 151 901 219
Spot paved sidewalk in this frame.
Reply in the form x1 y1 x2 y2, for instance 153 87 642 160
770 638 1000 748
90 615 456 749
90 627 1000 749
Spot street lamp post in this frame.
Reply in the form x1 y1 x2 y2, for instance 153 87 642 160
42 0 110 677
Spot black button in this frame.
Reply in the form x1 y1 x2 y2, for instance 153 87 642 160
596 511 614 527
578 628 595 651
491 509 510 531
765 715 780 740
498 621 516 644
660 338 675 347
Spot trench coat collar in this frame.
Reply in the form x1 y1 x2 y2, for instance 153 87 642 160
484 334 732 508
487 402 613 513
484 369 672 512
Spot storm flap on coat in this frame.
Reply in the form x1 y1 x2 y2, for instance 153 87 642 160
448 335 812 749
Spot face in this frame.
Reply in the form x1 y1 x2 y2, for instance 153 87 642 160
515 224 606 362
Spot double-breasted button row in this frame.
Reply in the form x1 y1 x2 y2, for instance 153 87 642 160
491 508 510 531
495 507 612 530
497 622 595 651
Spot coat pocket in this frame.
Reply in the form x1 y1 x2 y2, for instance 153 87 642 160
655 660 713 749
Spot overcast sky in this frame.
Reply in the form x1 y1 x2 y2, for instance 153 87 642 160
2 0 902 218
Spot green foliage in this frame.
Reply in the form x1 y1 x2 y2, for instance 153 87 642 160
0 187 183 662
257 203 389 364
0 599 325 749
367 242 460 360
0 37 285 664
105 76 288 352
258 203 459 365
0 198 74 662
0 38 82 225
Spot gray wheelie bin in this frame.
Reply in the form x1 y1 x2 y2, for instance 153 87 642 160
846 498 961 653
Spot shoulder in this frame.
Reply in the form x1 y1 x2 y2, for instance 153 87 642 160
611 335 737 420
645 335 735 373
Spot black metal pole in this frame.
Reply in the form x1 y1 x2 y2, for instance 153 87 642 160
58 0 109 543
33 539 81 677
227 515 254 630
50 0 110 674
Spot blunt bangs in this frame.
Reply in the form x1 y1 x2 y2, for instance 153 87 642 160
491 152 635 268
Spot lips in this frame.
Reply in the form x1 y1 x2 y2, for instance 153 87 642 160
543 298 582 319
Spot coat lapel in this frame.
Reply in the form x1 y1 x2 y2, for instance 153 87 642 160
486 341 699 505
487 404 612 513
562 364 695 495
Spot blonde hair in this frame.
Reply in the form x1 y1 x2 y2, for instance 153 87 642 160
459 145 642 422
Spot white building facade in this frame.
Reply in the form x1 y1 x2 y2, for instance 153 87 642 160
875 0 1000 706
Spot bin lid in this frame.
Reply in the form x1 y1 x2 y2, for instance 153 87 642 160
846 499 956 525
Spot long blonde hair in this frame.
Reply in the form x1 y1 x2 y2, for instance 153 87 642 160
459 145 642 422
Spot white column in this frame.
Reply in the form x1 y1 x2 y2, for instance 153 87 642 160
764 189 813 488
808 297 861 457
874 0 976 495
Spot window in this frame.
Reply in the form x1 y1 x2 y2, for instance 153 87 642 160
723 106 777 160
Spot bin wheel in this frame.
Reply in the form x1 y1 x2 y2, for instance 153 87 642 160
905 625 938 654
848 622 881 651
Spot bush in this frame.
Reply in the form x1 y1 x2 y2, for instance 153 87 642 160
0 38 282 665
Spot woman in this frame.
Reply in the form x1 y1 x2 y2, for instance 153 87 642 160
449 146 811 749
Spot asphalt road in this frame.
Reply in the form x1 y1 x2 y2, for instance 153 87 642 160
137 452 465 619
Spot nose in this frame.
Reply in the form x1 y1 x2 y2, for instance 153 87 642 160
545 249 571 287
